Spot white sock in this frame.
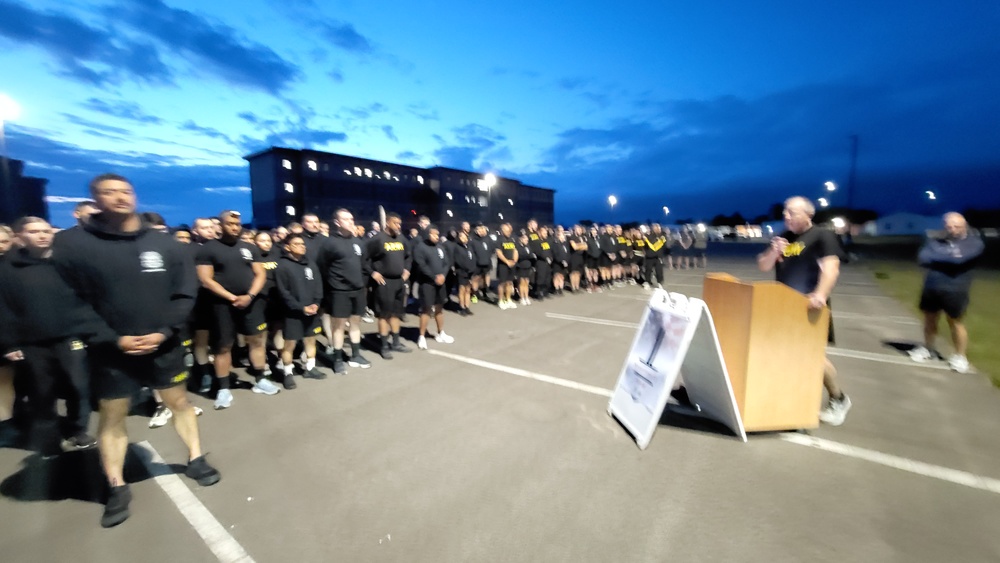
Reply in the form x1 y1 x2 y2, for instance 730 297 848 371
306 357 316 370
276 360 285 371
283 363 293 376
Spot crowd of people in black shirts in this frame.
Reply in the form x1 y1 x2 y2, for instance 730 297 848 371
0 173 718 528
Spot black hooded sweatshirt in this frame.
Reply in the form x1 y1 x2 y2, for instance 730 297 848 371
51 213 197 346
0 247 101 352
413 235 451 283
275 254 323 313
317 231 369 291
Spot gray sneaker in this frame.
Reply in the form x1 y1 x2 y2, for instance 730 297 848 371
252 378 281 395
214 388 233 410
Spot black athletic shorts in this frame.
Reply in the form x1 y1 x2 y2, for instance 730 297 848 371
327 289 366 318
496 263 515 283
191 293 214 331
373 278 406 318
599 254 613 269
90 337 189 400
283 313 323 341
419 282 448 310
476 265 492 278
210 298 267 349
455 269 473 287
552 262 566 276
585 255 599 270
516 266 533 281
570 254 585 273
919 286 969 319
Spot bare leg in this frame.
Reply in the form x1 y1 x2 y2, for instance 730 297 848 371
822 357 842 399
946 317 968 356
158 385 202 461
0 365 15 421
97 398 131 486
213 346 232 379
923 311 940 350
246 333 267 371
434 305 445 333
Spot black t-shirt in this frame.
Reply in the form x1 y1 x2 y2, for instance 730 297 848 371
258 249 279 296
498 236 517 261
196 238 261 296
775 227 844 295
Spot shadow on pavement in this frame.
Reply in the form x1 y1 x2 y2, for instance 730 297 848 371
0 442 179 504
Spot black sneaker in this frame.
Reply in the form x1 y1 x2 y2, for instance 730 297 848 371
102 485 132 528
282 374 297 390
185 455 221 487
465 308 474 316
333 359 347 374
391 342 412 353
64 432 97 451
380 346 393 360
306 367 327 379
348 354 371 369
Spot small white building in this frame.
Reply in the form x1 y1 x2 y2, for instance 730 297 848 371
862 212 940 236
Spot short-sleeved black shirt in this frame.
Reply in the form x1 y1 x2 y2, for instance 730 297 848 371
498 236 517 261
196 238 261 296
775 227 843 295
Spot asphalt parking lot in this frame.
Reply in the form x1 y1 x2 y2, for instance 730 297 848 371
2 256 1000 562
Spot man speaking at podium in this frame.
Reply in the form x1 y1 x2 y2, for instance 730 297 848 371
757 196 852 426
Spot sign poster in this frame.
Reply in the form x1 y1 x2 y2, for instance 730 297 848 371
608 289 746 449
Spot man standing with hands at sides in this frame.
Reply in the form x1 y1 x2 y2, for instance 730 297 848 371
197 211 280 410
317 208 371 373
52 173 219 528
275 234 325 389
758 196 851 426
495 223 519 310
908 212 984 373
471 223 495 304
413 226 454 349
367 212 413 359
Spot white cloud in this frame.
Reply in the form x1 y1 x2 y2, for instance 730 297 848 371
203 186 251 194
45 195 93 203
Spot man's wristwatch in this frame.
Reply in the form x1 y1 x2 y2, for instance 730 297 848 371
247 292 257 299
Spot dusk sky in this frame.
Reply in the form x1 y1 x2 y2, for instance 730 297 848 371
1 0 998 227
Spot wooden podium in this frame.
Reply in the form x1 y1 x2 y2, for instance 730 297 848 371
701 273 829 432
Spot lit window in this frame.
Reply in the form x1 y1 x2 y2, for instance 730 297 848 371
284 182 294 193
417 175 424 184
446 210 453 217
479 196 488 207
344 169 352 175
383 171 391 179
446 192 453 200
508 198 513 205
282 159 291 170
364 168 372 178
498 213 503 220
393 176 399 181
307 160 317 171
354 167 362 176
286 206 295 216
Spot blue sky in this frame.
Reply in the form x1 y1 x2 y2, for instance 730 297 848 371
1 0 998 226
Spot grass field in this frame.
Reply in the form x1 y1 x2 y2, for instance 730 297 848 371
869 260 1000 387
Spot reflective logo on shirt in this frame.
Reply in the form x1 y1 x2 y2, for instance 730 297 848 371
305 267 314 281
240 248 253 261
140 251 165 272
353 244 362 256
437 248 444 259
783 242 805 257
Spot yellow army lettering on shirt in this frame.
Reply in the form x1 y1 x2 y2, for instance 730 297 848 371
502 242 516 250
783 242 806 258
541 242 551 250
529 233 540 241
384 241 405 252
262 261 278 270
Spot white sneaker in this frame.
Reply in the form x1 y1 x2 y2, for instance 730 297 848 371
908 346 933 363
507 300 517 309
819 394 852 426
418 335 428 350
498 300 508 310
252 378 281 395
214 389 233 410
194 406 204 416
435 332 455 344
949 354 970 374
149 405 172 428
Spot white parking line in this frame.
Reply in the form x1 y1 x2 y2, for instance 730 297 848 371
545 312 639 329
136 441 255 563
426 349 613 397
778 433 1000 495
